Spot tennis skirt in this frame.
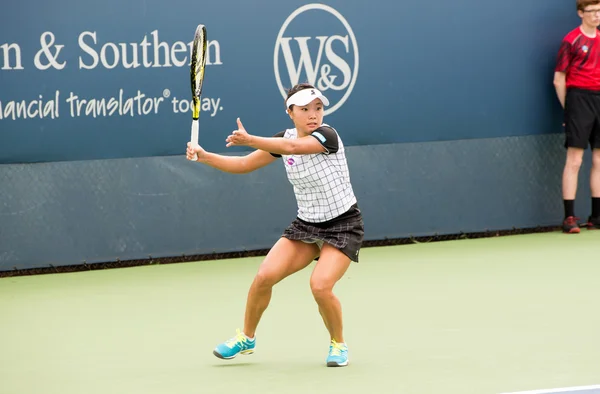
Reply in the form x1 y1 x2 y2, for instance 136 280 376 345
282 204 364 262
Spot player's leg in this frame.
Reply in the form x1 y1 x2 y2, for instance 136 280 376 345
562 89 594 233
309 243 352 367
243 238 319 337
213 238 319 359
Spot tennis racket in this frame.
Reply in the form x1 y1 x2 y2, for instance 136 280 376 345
189 24 207 161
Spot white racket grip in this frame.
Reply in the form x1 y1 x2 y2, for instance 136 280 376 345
190 119 199 161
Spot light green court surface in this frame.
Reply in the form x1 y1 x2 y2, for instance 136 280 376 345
1 232 599 394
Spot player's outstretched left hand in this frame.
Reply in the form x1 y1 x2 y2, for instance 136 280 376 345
226 118 252 147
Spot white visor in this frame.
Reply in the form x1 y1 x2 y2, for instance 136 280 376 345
286 88 330 108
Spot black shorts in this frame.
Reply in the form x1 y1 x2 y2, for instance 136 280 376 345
564 88 600 149
282 204 365 262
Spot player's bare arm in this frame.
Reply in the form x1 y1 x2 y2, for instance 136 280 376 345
186 143 277 174
226 118 326 155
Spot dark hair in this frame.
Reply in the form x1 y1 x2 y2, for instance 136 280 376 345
578 0 600 11
285 83 315 109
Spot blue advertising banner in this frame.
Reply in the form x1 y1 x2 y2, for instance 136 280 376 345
0 0 576 163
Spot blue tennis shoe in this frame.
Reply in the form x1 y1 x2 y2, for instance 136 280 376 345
213 329 256 360
326 340 348 367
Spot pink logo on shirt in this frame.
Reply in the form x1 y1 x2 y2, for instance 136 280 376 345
286 157 295 166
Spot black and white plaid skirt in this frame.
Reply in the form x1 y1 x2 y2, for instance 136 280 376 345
282 204 364 262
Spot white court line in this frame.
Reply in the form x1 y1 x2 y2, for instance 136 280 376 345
500 385 600 394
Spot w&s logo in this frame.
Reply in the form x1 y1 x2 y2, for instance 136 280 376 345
274 4 359 115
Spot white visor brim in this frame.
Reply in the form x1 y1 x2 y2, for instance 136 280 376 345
286 88 330 108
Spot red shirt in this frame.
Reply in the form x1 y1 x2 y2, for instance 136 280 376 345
555 27 600 90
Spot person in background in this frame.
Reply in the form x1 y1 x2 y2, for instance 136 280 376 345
554 0 600 233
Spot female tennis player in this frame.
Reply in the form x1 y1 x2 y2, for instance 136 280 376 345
186 83 364 367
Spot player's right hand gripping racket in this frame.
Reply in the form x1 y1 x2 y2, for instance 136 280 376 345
189 24 207 161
